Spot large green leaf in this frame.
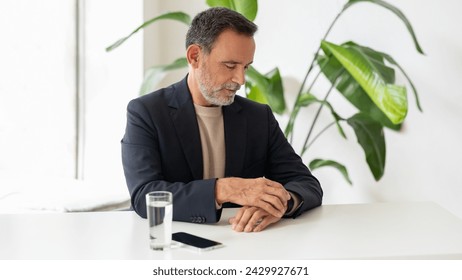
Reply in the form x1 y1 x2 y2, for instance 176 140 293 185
106 12 191 52
245 66 286 114
347 113 386 181
246 82 267 104
206 0 258 21
317 50 401 130
344 0 424 54
344 41 422 112
309 159 353 185
321 40 408 125
140 57 188 95
377 52 422 112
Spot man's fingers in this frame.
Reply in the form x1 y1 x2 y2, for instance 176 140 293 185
249 180 290 217
244 209 266 232
232 207 259 232
255 193 288 217
218 177 290 217
229 206 282 233
262 178 291 200
256 199 283 217
259 181 291 209
253 217 271 232
229 206 249 231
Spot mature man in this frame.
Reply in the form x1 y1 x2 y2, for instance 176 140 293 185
121 7 322 232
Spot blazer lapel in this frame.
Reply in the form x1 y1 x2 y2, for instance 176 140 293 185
168 78 203 180
223 101 247 177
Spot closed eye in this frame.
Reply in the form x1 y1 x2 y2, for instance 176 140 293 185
224 63 236 69
222 61 253 71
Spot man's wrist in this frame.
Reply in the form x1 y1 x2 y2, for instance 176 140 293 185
215 177 232 205
284 191 302 217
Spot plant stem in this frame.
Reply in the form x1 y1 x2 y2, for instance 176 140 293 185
300 82 336 156
301 66 344 156
285 65 325 143
304 121 336 152
285 8 345 142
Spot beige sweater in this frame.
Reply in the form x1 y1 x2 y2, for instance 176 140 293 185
194 104 225 180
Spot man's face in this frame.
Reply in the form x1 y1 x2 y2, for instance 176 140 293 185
195 29 256 106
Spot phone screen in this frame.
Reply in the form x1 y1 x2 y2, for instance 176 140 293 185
172 232 223 250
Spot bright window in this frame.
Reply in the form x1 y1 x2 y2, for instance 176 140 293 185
0 0 142 212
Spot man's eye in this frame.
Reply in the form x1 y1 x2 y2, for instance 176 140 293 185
225 64 236 69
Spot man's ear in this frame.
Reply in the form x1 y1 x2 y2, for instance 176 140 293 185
186 44 201 68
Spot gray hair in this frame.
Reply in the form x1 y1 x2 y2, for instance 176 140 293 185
185 7 258 54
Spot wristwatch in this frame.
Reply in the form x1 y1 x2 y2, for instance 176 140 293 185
286 196 294 213
284 192 304 218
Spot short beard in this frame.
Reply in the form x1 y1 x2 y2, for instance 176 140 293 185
199 82 240 106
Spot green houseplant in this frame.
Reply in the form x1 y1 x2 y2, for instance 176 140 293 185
107 0 424 185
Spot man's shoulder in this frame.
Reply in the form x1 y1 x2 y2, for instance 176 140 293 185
135 83 176 104
147 85 174 96
231 95 272 118
129 77 189 108
233 95 269 110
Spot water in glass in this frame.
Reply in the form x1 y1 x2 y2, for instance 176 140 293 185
147 200 172 250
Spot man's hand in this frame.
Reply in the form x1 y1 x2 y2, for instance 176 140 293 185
215 177 290 217
228 206 282 232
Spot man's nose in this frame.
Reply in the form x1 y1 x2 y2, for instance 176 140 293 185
232 67 246 85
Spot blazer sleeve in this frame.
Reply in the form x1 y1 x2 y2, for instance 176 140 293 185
264 105 323 218
121 98 221 223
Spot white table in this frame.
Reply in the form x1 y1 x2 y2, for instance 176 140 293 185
1 201 462 259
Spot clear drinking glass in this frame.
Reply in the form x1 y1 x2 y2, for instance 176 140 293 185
146 191 173 250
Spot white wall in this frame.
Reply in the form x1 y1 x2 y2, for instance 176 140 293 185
144 0 462 219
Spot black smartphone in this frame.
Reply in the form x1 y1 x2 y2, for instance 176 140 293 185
172 232 224 252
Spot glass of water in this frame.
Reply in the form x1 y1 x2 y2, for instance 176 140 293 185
146 191 173 250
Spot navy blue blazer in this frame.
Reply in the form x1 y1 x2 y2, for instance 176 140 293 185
121 76 322 223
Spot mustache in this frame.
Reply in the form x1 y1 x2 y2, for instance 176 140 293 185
221 83 241 91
